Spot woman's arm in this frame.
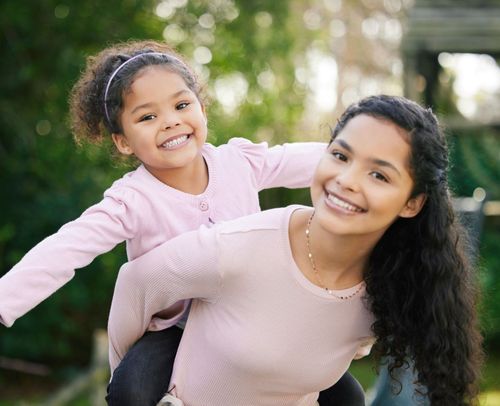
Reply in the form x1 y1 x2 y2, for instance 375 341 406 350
107 224 221 372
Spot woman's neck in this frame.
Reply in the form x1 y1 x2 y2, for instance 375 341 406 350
291 208 378 290
145 153 209 195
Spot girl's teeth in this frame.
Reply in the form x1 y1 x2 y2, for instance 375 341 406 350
162 135 188 149
328 194 363 212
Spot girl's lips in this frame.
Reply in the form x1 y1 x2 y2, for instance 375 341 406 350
159 134 190 150
326 192 366 213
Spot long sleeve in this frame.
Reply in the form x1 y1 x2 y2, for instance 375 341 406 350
107 224 221 372
135 207 376 406
228 138 326 190
0 193 141 327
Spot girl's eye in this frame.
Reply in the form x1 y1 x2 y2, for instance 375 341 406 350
332 151 348 162
139 114 156 122
176 102 190 110
370 171 389 182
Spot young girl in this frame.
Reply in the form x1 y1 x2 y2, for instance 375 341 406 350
108 95 483 405
0 40 363 405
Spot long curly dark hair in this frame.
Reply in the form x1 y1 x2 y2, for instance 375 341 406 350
332 95 483 405
69 40 202 145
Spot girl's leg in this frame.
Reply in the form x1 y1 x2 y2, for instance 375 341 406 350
106 326 183 406
318 371 365 406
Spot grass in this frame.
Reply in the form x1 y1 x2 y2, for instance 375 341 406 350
1 352 499 405
479 351 500 406
348 356 378 390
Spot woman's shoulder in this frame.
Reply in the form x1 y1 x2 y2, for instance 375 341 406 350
218 205 307 235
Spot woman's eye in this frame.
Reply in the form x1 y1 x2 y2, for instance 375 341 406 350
371 172 388 182
139 114 156 122
332 151 348 162
176 102 190 110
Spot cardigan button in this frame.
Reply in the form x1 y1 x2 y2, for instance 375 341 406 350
199 201 209 211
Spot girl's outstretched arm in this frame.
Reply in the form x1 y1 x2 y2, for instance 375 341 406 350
228 137 326 190
0 192 141 327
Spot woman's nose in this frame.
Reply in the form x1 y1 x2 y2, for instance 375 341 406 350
335 167 360 192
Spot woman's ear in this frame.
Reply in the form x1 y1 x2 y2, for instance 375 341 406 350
399 193 427 218
111 133 133 156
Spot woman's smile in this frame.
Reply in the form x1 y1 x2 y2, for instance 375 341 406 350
310 114 424 240
325 191 366 214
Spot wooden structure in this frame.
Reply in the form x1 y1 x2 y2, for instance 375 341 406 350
402 0 500 106
400 0 500 218
373 4 500 404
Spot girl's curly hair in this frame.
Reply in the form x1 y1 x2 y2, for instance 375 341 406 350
332 95 483 405
69 40 202 146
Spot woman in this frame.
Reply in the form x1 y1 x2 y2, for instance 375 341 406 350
107 95 483 405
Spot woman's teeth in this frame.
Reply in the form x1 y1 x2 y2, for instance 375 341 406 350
327 194 364 212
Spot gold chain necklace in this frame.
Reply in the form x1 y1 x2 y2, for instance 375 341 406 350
305 210 364 299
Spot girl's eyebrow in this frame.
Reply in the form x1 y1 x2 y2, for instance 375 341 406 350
170 89 191 99
130 89 191 115
333 138 402 176
131 102 154 115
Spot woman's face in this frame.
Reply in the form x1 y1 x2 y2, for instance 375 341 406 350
310 114 425 240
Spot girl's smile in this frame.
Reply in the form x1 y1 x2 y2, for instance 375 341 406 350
112 66 208 190
159 134 191 150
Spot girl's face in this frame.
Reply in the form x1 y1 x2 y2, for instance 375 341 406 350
310 114 425 240
112 66 207 178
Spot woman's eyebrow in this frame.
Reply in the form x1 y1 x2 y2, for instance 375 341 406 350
334 139 352 153
333 139 401 176
371 158 401 176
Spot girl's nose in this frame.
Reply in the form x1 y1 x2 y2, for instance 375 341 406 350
163 114 181 130
163 121 180 130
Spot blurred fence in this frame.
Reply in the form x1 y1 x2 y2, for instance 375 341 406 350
29 330 109 406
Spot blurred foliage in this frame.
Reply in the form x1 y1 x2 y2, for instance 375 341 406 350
434 66 500 343
0 0 321 372
0 1 499 402
0 0 171 367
